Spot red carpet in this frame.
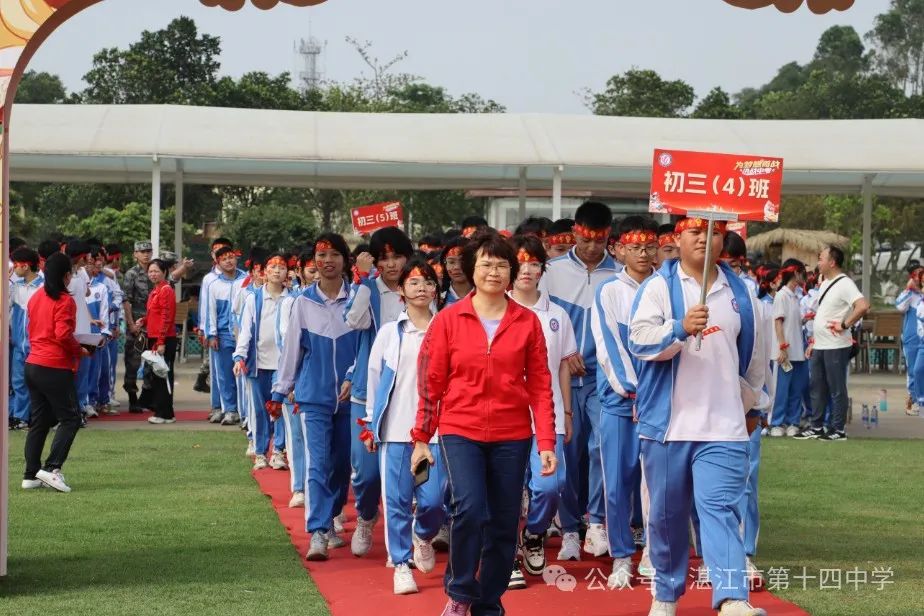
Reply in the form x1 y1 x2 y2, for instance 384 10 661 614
252 469 810 616
93 409 211 422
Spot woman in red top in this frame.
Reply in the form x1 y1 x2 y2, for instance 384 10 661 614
141 259 178 424
23 252 89 493
411 232 557 616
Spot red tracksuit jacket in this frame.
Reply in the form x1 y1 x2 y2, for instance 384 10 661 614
412 292 556 453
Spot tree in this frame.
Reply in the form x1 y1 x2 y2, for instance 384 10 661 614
812 25 868 75
588 69 695 117
14 70 68 104
692 87 741 119
225 202 318 252
211 71 307 110
61 201 194 250
866 0 924 95
79 17 221 104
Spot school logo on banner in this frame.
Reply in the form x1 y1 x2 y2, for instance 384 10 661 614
550 318 560 332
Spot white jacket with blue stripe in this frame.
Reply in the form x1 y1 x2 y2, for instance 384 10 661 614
542 247 622 387
628 260 769 443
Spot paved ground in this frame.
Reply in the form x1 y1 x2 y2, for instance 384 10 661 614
91 358 924 439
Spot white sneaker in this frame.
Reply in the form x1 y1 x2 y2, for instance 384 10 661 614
147 416 166 424
108 397 121 408
583 523 609 556
638 545 655 577
607 557 634 589
547 513 562 538
333 512 347 534
413 534 436 573
746 556 765 591
557 531 582 561
288 491 305 508
508 560 527 590
220 412 240 425
208 410 223 424
351 515 376 556
393 562 419 595
768 426 785 437
253 455 269 471
648 600 677 616
306 532 329 561
245 441 255 457
21 478 43 489
36 469 71 493
83 405 98 418
432 524 450 551
520 528 546 575
718 600 767 616
269 450 288 470
785 425 801 437
327 530 347 549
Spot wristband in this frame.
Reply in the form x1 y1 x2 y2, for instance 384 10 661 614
564 410 573 416
779 343 790 350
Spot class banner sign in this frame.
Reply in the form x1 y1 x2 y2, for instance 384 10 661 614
351 201 404 235
648 149 784 222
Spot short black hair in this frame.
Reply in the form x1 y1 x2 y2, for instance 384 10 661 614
10 237 26 251
460 216 488 230
214 246 236 260
510 234 548 273
370 226 414 262
11 247 39 271
211 237 232 249
906 260 922 275
245 247 269 272
444 228 462 240
313 233 351 262
548 218 575 235
299 251 315 268
461 231 518 286
147 259 169 275
616 215 659 238
65 240 91 260
657 223 675 237
826 245 845 268
722 231 748 260
43 253 72 300
757 264 780 300
515 216 552 237
351 243 370 259
37 239 60 260
574 201 612 230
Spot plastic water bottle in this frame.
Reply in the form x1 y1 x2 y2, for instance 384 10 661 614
861 404 869 429
878 389 888 413
870 403 879 428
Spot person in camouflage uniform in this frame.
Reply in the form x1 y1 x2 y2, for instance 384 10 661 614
122 241 154 412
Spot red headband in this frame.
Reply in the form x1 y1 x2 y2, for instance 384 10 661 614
516 248 541 264
315 240 334 252
658 234 676 248
547 232 575 246
419 243 440 254
406 266 428 280
12 261 33 268
674 218 727 235
108 252 122 262
266 256 287 269
461 226 478 238
445 246 463 258
287 256 299 268
573 224 611 241
618 231 658 245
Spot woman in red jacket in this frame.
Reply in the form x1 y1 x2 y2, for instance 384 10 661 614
411 232 557 616
141 259 178 424
23 252 89 493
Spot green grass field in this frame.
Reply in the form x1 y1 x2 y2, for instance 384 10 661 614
1 430 920 615
0 431 328 616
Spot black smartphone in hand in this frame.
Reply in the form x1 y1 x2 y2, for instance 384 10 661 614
413 458 430 487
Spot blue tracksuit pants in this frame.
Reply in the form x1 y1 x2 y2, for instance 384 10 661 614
350 400 382 522
600 412 641 558
301 403 351 534
525 434 567 536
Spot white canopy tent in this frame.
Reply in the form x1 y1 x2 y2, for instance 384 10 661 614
9 103 924 297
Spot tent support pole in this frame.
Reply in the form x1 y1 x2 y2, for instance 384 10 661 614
175 160 184 298
151 157 161 258
517 167 527 224
862 175 873 300
552 165 562 221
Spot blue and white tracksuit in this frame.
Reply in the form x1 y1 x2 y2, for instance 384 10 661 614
344 275 404 522
205 270 247 416
83 275 112 408
629 260 769 609
232 278 257 432
365 313 447 566
274 295 306 495
543 248 621 530
770 286 808 428
591 269 650 559
272 282 358 535
102 270 123 403
9 274 44 422
233 287 290 457
896 288 923 402
915 303 924 405
517 294 575 537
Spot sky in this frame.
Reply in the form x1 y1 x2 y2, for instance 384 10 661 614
25 0 891 113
